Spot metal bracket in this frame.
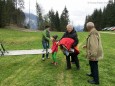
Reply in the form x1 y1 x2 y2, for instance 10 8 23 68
0 43 8 56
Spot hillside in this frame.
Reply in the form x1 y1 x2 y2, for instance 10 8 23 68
25 13 38 29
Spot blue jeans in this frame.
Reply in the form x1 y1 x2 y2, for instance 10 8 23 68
42 40 49 58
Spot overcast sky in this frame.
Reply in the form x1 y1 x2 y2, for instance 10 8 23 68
23 0 109 26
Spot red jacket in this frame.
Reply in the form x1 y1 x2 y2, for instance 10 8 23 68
51 41 58 53
59 38 74 50
59 38 80 54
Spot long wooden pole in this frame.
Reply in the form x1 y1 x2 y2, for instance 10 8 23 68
29 0 30 28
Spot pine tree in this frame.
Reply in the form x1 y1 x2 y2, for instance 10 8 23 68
48 9 56 30
84 2 115 31
0 0 25 28
83 15 93 31
18 0 24 9
91 9 102 30
13 0 24 9
60 6 69 31
55 11 60 31
36 3 44 30
43 14 50 28
0 0 6 27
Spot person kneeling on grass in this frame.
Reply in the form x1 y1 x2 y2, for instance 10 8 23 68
51 35 58 66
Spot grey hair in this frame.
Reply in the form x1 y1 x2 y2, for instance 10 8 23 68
66 24 74 29
86 22 95 28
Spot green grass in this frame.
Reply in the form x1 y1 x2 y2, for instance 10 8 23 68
0 28 115 86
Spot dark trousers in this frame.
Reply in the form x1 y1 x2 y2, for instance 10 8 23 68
71 56 75 62
42 40 49 58
66 53 80 68
89 61 99 83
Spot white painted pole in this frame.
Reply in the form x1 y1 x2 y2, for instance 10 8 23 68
29 0 30 29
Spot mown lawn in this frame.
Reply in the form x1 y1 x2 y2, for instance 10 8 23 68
0 28 115 86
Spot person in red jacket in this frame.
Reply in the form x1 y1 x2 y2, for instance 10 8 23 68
51 35 58 65
59 38 80 56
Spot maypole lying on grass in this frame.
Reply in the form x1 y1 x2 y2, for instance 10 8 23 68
0 48 51 56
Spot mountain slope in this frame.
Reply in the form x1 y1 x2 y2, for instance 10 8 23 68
25 13 38 29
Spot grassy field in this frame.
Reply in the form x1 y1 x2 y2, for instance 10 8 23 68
0 28 115 86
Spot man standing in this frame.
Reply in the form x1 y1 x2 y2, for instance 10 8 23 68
83 22 103 85
42 26 50 61
60 24 80 70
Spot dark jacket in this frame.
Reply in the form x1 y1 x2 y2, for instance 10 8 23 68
61 29 79 48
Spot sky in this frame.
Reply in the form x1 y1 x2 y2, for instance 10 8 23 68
23 0 109 26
